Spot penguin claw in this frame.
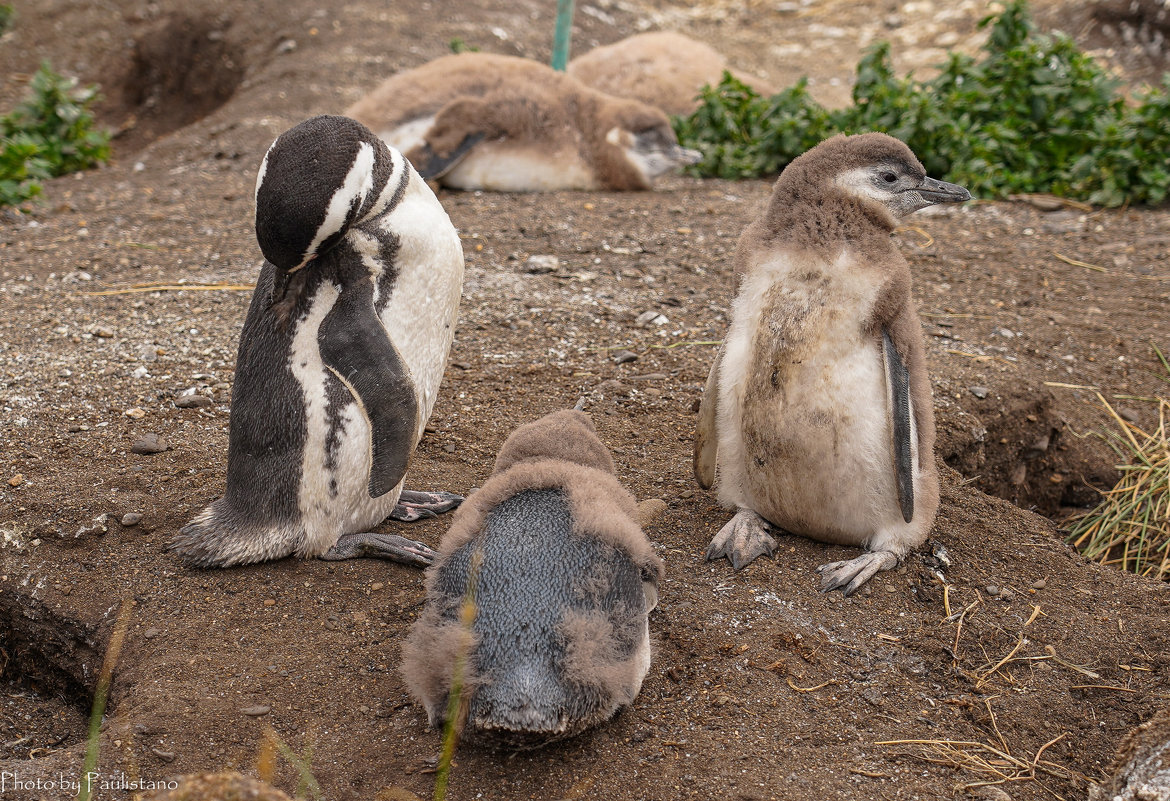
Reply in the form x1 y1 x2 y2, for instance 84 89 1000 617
817 551 899 596
389 490 464 522
706 509 777 571
322 532 438 567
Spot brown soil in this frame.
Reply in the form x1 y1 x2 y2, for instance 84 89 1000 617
1 1 1169 800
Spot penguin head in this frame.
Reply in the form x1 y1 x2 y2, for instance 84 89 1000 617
491 409 616 476
254 115 399 273
782 133 970 222
600 102 701 188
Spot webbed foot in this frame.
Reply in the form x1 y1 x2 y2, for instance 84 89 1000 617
321 532 438 567
817 550 899 596
389 490 464 522
706 509 778 570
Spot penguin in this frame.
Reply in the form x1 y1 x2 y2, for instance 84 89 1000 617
171 115 465 568
1091 707 1170 801
344 52 700 192
567 32 775 117
693 132 970 595
401 409 663 749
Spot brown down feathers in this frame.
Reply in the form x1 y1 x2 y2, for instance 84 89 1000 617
344 53 676 190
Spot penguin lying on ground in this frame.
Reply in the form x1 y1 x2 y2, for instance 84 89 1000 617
172 115 464 568
568 31 775 117
401 409 663 748
694 132 970 595
344 52 700 192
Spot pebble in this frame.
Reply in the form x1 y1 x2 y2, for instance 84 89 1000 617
138 345 158 362
629 373 668 381
1118 407 1140 423
240 705 271 717
150 748 175 762
131 433 168 454
1032 578 1047 590
635 310 668 327
131 366 150 379
174 394 212 409
971 786 1012 801
613 350 639 365
77 514 109 538
524 254 560 274
598 379 631 397
143 627 161 639
94 326 114 338
444 443 456 454
885 584 898 593
968 386 989 399
8 474 23 487
120 512 142 526
999 588 1016 602
124 407 147 419
263 599 276 607
370 582 384 592
985 584 1000 597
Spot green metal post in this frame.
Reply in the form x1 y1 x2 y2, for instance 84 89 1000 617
551 0 575 71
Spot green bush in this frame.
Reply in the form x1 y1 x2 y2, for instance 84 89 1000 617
674 0 1170 206
0 62 111 208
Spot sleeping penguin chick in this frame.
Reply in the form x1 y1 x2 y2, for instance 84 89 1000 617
344 52 700 192
171 115 464 568
568 31 775 117
401 410 663 749
694 132 970 595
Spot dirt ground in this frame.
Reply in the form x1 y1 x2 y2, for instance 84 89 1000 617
1 1 1169 799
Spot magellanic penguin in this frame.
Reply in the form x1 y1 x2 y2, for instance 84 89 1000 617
401 409 663 749
694 132 970 595
567 32 775 117
172 115 464 568
344 52 700 192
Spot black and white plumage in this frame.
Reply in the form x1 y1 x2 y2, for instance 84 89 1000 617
172 115 464 568
695 133 970 595
401 410 663 749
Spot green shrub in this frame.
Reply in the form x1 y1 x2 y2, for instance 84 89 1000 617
0 62 111 208
674 0 1170 206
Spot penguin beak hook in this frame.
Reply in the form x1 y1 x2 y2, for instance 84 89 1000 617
916 176 971 205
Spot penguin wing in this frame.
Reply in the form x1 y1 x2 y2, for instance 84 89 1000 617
414 131 486 180
693 345 722 490
882 328 915 522
318 279 419 498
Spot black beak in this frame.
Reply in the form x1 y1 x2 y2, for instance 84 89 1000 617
917 176 971 204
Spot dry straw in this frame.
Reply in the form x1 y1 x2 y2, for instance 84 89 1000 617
1066 344 1170 579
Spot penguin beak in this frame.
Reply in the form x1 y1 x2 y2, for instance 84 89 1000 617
915 176 971 205
671 144 703 166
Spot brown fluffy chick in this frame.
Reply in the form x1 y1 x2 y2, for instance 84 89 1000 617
568 32 775 116
344 52 699 192
401 410 663 748
694 133 970 595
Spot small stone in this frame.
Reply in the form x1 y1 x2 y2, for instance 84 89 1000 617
524 254 560 274
451 361 472 370
94 326 114 338
613 350 639 365
999 588 1016 602
138 345 158 362
969 386 989 399
444 443 456 454
629 373 668 381
971 786 1012 801
143 627 161 639
77 514 109 538
985 584 1000 597
675 227 692 235
370 582 384 591
1010 463 1027 486
598 379 631 397
240 705 270 717
174 394 212 409
1031 578 1047 590
263 599 276 607
635 310 668 327
885 584 898 593
1049 473 1064 483
275 38 297 53
150 748 175 762
124 407 147 419
131 365 150 379
120 512 142 526
7 474 23 487
131 433 168 454
1118 407 1140 423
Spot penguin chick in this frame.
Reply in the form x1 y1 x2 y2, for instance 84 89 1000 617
568 32 775 117
344 52 700 192
694 133 970 595
172 115 464 569
1091 707 1170 801
401 410 663 749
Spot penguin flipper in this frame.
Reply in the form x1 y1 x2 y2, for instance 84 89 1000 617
415 131 486 180
882 328 915 523
318 280 419 498
693 345 722 490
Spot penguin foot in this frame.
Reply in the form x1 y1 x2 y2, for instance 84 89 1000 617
706 509 778 570
817 550 899 596
321 532 438 567
389 490 464 522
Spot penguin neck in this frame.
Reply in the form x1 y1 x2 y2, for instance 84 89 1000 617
763 184 896 256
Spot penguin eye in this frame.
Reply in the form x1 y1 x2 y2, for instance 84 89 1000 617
881 171 898 184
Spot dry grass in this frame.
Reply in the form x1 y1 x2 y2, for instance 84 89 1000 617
1066 346 1170 579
